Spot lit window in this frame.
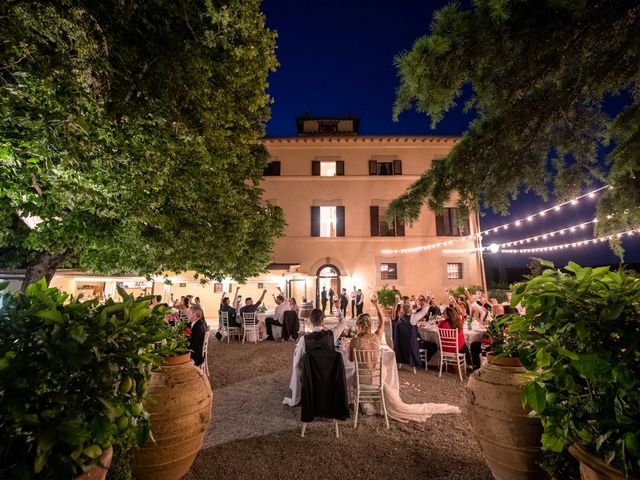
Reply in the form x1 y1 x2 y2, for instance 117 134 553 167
380 263 397 280
320 161 336 176
447 263 463 280
320 206 337 237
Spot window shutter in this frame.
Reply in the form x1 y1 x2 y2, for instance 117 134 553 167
392 160 402 175
395 218 405 236
311 160 320 176
263 161 280 176
336 160 345 176
311 206 320 236
463 217 470 236
368 160 378 175
336 206 345 237
370 206 379 236
435 215 445 236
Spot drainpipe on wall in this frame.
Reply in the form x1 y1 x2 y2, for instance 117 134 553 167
475 210 488 294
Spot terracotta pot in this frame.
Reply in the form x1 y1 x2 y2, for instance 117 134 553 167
466 357 547 480
131 353 212 480
569 442 638 480
75 445 113 480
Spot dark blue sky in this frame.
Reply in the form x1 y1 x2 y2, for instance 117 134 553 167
261 0 639 268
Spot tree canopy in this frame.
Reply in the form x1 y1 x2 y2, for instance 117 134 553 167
0 0 285 288
391 0 640 250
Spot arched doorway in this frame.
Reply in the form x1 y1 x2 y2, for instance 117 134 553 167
315 264 341 312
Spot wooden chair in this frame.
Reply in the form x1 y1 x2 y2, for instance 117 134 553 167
437 328 466 381
353 349 389 429
242 312 259 344
220 311 240 343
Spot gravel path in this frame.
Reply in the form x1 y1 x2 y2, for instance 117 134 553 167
185 337 493 480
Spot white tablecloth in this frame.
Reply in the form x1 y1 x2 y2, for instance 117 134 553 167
283 342 397 406
417 326 484 346
339 342 399 403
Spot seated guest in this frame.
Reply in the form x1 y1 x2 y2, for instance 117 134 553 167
219 296 241 328
490 298 505 317
349 298 385 366
438 306 481 371
186 304 207 367
239 289 267 318
283 300 346 406
265 294 291 341
289 297 299 316
393 303 423 369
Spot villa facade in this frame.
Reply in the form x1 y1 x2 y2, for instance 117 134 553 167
2 116 485 320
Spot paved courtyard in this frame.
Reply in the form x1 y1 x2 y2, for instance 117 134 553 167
185 339 493 480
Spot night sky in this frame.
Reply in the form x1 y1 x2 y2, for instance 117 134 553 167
261 0 640 269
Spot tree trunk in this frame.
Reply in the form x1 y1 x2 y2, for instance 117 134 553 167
21 251 68 292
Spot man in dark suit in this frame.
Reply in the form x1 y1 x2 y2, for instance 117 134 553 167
186 304 208 367
328 287 335 314
283 300 347 406
339 288 349 317
320 286 328 314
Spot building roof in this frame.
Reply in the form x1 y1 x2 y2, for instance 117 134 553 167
262 135 460 144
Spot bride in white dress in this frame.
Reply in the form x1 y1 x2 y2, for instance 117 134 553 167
349 298 460 422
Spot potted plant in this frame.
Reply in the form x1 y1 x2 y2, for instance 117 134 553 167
375 284 399 317
0 280 170 479
509 262 640 479
130 307 213 480
465 313 548 480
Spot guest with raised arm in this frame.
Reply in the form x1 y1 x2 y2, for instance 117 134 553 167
349 298 385 364
265 294 291 341
239 289 267 317
438 306 481 371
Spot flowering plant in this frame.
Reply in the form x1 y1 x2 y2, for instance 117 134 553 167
154 308 189 356
340 326 357 338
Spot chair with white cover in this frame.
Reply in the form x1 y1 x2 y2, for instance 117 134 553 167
199 329 211 380
242 312 259 344
353 349 390 429
437 328 466 381
220 311 240 343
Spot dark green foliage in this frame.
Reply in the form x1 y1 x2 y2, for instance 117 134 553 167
537 450 580 480
391 1 640 253
375 284 399 310
449 284 483 298
509 262 640 475
0 0 285 283
0 280 176 478
105 446 132 480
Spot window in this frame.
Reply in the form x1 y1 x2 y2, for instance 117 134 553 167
436 208 470 236
370 206 405 236
263 161 280 176
319 121 338 133
447 263 463 280
312 160 344 176
311 206 345 237
368 160 402 176
380 263 398 280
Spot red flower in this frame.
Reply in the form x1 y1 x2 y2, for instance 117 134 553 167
184 327 192 336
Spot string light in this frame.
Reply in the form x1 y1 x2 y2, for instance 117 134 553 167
442 219 599 254
501 229 639 254
381 185 609 255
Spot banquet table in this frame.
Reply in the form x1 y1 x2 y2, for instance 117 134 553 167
416 324 486 366
338 340 399 404
417 325 485 346
254 311 276 340
283 340 398 407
